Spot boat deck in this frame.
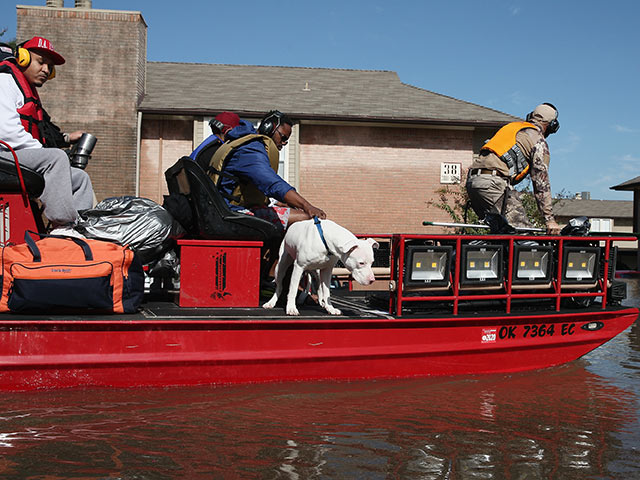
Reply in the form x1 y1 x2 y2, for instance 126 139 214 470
0 287 628 323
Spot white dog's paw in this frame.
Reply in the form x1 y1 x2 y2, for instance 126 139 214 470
286 304 300 316
326 306 342 316
262 298 276 309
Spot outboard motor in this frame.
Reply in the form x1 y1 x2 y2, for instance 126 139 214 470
68 133 97 169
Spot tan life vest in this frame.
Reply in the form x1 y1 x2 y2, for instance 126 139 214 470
482 121 537 184
208 134 280 208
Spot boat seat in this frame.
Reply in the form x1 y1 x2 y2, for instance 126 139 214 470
164 156 282 245
0 155 45 197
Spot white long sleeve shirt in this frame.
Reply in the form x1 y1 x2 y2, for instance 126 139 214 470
0 72 43 150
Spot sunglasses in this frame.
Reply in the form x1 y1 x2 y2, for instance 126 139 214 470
275 128 289 143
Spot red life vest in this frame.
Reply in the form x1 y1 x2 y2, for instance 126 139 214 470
0 59 44 144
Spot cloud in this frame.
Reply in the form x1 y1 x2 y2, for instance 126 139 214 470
507 91 527 107
509 6 521 15
617 154 640 172
554 131 581 155
583 155 639 192
612 124 638 133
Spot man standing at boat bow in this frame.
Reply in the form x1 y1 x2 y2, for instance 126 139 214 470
466 103 561 234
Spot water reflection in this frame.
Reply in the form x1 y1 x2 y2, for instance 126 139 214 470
0 362 636 479
0 281 637 479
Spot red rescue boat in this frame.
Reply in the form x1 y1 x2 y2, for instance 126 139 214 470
0 145 637 391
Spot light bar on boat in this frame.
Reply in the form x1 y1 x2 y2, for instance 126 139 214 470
460 244 503 286
404 245 452 287
562 247 600 285
512 244 553 285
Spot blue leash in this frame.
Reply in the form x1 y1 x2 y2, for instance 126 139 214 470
313 216 330 253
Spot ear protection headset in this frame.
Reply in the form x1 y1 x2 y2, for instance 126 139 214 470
526 102 558 135
15 42 56 79
209 118 225 135
258 110 284 137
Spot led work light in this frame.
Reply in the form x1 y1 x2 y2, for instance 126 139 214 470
562 247 600 285
460 244 503 286
512 245 553 285
404 245 452 287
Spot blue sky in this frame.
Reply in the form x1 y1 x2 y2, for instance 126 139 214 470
3 1 639 200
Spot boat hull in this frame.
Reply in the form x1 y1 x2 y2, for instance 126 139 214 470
0 307 636 391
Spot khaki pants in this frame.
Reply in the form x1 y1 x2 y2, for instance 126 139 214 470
466 173 532 228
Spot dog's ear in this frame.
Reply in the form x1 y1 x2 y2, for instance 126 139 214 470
366 238 379 250
338 239 358 255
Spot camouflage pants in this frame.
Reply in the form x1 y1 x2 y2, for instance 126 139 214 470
466 174 532 228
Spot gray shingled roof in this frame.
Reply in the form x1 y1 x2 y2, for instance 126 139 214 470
554 199 633 219
611 176 640 191
139 62 518 125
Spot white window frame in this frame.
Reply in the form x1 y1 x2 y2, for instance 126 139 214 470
589 218 612 232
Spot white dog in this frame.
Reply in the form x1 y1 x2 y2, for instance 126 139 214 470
263 218 378 315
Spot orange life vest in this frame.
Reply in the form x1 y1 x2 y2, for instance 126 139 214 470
481 121 537 184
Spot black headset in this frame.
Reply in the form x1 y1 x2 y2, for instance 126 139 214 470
258 110 285 136
526 102 559 136
209 118 225 135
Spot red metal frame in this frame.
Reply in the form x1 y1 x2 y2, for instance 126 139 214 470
389 233 628 316
0 140 29 208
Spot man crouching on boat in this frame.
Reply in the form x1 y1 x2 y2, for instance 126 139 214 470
465 103 562 235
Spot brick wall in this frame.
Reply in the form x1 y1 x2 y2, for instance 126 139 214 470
299 125 475 234
16 5 146 202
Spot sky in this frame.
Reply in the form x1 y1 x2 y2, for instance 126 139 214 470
2 0 639 201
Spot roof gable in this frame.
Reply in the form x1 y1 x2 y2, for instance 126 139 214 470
140 62 518 125
611 176 640 191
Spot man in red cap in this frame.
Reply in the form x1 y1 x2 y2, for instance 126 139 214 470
189 111 240 170
0 36 94 235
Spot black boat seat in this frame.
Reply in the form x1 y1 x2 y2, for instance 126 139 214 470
164 156 282 244
0 155 45 197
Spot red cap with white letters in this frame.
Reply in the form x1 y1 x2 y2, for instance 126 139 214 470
22 36 65 65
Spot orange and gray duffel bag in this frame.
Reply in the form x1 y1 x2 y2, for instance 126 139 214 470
0 231 144 313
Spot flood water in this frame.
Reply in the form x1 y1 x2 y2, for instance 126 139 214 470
1 283 639 479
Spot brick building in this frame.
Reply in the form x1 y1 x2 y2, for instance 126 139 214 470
15 2 518 234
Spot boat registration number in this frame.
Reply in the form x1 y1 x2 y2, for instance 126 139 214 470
482 323 576 343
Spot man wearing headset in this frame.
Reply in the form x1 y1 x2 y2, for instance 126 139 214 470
208 110 326 230
465 103 561 235
0 36 94 235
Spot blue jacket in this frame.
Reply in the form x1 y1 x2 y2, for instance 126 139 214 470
220 120 294 210
189 134 221 160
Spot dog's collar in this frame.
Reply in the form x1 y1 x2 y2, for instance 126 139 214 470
313 216 331 254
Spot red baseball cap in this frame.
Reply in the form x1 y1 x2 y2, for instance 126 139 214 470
22 36 65 65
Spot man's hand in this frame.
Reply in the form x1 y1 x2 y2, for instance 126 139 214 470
67 131 84 143
283 190 326 219
305 204 326 220
546 220 561 235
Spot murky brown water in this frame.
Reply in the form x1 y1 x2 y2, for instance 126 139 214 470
1 280 639 479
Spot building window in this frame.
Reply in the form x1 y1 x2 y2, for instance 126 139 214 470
590 218 612 232
440 163 461 184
